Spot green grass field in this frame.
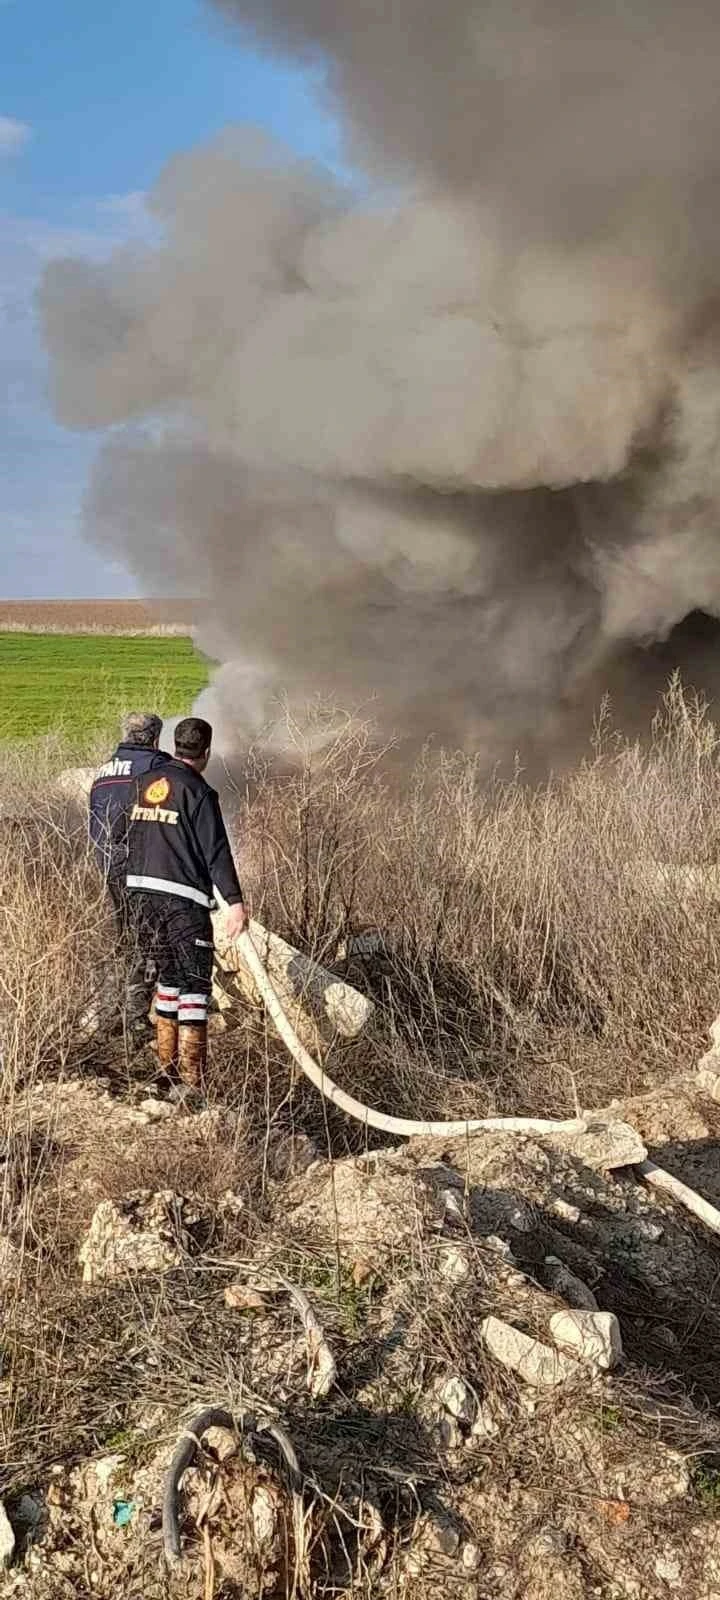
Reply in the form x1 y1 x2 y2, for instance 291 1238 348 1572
0 632 210 742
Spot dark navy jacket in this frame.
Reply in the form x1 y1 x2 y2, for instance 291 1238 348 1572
89 742 168 881
125 757 244 909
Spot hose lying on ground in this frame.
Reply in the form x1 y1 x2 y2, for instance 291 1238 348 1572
162 1404 302 1564
238 928 590 1139
238 929 720 1237
639 1159 720 1236
161 953 720 1566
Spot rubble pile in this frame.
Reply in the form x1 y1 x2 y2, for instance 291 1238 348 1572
4 1037 720 1595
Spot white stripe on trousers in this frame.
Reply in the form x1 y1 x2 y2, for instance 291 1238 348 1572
156 984 180 1017
179 991 208 1025
126 875 213 907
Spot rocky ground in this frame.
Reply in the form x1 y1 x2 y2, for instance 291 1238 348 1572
4 1041 720 1598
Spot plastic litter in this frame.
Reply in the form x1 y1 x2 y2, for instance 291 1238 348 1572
112 1499 136 1529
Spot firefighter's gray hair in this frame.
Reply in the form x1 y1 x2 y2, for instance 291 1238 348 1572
121 711 163 748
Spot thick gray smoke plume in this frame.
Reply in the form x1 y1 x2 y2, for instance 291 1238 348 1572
40 0 720 764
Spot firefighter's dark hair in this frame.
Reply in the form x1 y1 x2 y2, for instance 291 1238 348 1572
174 717 212 760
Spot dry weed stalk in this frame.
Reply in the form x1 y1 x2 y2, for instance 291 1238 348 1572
2 685 720 1586
233 681 720 1123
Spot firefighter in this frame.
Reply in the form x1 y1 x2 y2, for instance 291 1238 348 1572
125 716 248 1089
89 710 168 1027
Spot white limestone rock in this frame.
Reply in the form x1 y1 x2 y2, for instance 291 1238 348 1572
0 1501 15 1568
549 1309 623 1370
481 1315 577 1387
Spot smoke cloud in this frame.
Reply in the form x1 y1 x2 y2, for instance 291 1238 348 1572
39 1 720 765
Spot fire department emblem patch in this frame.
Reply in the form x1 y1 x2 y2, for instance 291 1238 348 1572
144 776 171 805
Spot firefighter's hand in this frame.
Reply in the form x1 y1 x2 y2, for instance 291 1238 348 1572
224 901 250 941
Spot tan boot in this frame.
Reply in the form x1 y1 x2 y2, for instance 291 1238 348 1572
156 1015 179 1073
178 1022 207 1089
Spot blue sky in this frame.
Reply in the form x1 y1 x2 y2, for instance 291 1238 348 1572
1 0 341 597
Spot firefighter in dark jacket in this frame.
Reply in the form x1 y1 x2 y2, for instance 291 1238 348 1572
89 711 168 1026
125 716 248 1088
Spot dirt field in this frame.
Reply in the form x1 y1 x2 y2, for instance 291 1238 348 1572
0 599 196 635
3 694 720 1598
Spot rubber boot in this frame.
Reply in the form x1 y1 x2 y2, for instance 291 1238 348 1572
156 1015 179 1073
178 1022 207 1090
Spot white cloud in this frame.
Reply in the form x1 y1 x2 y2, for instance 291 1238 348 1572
0 115 31 155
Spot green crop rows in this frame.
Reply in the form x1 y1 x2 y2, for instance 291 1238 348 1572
0 632 210 741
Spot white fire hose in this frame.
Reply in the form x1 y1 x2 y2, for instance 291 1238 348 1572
238 927 720 1234
55 769 720 1226
237 928 587 1139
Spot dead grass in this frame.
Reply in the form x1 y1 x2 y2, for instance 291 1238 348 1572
232 680 720 1122
2 683 720 1596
